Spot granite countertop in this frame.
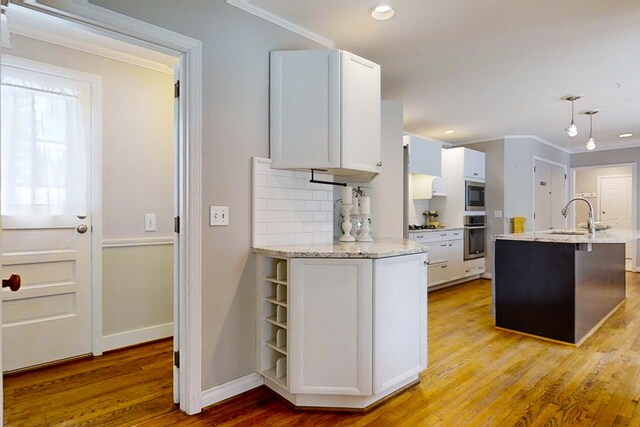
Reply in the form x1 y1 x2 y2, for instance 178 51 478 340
252 238 428 259
494 229 640 244
407 227 464 233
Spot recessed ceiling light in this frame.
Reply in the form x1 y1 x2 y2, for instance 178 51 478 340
370 5 396 20
619 133 633 138
443 130 455 135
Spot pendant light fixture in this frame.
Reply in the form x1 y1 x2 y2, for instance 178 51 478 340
564 95 581 137
583 110 600 151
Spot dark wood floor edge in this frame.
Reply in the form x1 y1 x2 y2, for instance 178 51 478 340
264 379 422 413
104 336 174 355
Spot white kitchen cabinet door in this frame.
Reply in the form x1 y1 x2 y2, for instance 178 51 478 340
289 258 372 396
463 148 486 180
426 241 449 264
463 258 486 277
341 51 381 174
270 50 341 170
405 135 442 176
427 263 450 287
447 239 465 281
270 50 380 176
373 254 427 394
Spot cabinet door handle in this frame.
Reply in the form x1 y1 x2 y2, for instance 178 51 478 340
440 265 447 269
473 172 478 176
416 235 423 239
377 161 382 167
440 233 447 236
465 269 471 273
423 261 428 266
440 244 447 247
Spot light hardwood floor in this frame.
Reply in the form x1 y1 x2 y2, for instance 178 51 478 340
5 273 640 426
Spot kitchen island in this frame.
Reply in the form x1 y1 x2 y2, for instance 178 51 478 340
493 229 640 345
252 239 428 410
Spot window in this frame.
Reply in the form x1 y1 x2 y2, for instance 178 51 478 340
1 64 89 216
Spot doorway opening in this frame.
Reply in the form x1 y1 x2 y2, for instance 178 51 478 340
0 0 202 418
532 157 568 232
572 164 637 272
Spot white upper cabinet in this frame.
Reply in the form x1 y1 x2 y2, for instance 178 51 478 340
270 50 381 176
404 135 442 176
463 148 486 180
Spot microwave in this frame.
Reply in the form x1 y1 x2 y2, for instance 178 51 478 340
465 180 485 211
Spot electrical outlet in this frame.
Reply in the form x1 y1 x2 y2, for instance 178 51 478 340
210 206 229 226
144 213 156 231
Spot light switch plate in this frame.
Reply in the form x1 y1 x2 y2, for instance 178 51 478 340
144 213 156 231
210 206 229 226
494 210 503 218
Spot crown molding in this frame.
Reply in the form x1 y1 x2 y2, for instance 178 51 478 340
503 135 572 154
226 0 335 48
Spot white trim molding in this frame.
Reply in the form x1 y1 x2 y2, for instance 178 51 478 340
13 0 204 416
103 322 173 352
102 237 174 248
226 0 335 48
201 373 264 409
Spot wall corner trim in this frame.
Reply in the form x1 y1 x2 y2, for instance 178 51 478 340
201 373 264 409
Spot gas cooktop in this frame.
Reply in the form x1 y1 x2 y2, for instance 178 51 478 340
408 224 437 230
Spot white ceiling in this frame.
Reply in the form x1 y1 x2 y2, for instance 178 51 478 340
232 0 640 153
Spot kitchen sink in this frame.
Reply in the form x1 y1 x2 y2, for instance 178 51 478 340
544 230 588 236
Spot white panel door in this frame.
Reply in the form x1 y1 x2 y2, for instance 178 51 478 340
550 164 567 230
534 160 566 231
599 175 633 256
1 61 93 371
289 258 372 396
533 161 551 231
373 254 427 394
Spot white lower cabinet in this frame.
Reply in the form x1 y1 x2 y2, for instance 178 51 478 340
257 253 427 409
410 229 485 288
289 258 372 396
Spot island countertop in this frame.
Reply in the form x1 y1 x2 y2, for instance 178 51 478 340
252 238 428 259
493 229 640 244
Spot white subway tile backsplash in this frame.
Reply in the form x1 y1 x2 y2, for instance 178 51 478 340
252 157 333 246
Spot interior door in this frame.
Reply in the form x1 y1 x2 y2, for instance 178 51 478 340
1 60 92 372
534 161 551 231
534 160 567 231
599 175 633 256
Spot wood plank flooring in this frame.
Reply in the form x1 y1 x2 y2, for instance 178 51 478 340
6 273 640 426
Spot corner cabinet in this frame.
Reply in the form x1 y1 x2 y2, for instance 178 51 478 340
257 253 427 409
270 50 381 177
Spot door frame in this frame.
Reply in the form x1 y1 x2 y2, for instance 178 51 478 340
10 0 203 415
570 163 637 273
0 54 104 358
531 156 568 231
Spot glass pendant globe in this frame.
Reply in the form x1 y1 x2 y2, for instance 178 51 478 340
586 137 596 151
566 123 578 137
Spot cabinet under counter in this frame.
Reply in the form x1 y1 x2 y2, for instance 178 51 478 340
254 240 428 410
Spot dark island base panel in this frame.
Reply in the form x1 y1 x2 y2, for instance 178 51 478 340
495 240 625 344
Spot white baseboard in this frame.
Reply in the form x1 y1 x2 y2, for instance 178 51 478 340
201 373 264 409
102 322 173 351
481 272 493 279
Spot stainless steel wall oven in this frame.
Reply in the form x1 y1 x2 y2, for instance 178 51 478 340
464 215 487 260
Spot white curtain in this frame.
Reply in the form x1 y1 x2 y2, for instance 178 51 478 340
1 76 87 216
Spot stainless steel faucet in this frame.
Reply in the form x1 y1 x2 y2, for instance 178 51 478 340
561 197 595 237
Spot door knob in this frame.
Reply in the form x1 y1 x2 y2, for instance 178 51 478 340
2 274 21 292
77 224 89 234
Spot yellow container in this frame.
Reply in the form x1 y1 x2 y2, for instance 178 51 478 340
512 217 526 233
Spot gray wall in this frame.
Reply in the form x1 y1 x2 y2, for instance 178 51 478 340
89 0 322 390
371 100 404 239
504 137 570 232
